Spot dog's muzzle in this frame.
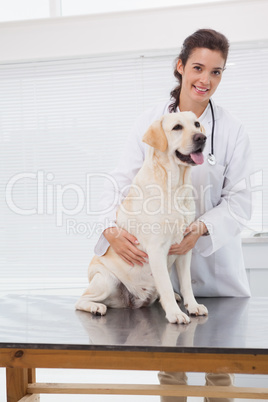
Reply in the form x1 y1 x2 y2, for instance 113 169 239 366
175 133 207 165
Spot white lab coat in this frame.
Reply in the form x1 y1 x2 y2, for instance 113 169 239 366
94 99 253 297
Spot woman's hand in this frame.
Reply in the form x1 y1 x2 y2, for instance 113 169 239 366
103 227 148 267
168 221 208 256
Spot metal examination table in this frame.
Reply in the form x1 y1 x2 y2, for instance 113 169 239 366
0 295 268 401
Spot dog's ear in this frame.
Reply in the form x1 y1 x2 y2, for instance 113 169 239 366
200 124 206 134
142 119 168 152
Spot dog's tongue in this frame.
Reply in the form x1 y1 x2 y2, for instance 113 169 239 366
190 152 204 165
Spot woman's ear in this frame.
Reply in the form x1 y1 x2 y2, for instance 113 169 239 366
142 118 167 152
176 59 184 75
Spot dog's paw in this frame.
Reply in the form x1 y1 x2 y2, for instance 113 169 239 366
75 300 107 316
186 303 208 317
166 310 191 325
89 302 107 316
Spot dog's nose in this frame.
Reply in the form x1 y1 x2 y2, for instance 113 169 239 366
193 133 207 146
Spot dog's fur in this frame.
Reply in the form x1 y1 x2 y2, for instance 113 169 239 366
76 112 208 324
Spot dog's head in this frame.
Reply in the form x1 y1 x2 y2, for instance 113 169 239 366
142 112 206 166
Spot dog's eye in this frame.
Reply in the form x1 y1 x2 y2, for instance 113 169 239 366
173 124 183 131
195 121 200 128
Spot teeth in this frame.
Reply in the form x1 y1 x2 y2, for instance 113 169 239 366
195 86 208 92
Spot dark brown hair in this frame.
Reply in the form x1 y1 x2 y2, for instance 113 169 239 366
169 29 229 113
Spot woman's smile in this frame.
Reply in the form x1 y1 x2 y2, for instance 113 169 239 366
193 85 210 95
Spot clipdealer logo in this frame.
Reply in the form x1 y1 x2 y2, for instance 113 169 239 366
5 170 197 220
5 171 119 227
4 169 264 238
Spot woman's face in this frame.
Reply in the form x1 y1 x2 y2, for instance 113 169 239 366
177 47 225 106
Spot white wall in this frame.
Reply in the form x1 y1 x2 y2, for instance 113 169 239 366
0 0 267 63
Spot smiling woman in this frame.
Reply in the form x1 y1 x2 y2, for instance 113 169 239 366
96 29 253 294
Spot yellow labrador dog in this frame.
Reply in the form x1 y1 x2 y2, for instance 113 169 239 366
76 112 208 324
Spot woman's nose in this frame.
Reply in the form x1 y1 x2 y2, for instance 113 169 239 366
200 73 210 86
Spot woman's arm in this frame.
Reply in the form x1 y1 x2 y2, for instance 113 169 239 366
103 227 148 266
168 220 208 255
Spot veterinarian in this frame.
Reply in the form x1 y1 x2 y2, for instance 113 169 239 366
94 29 253 402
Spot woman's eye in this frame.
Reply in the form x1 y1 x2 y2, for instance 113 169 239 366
212 70 221 76
194 66 201 71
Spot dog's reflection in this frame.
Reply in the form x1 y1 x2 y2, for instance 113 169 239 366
75 297 250 349
75 302 208 347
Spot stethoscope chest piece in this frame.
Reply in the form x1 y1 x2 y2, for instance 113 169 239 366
207 153 216 166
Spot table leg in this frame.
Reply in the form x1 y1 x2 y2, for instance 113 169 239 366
6 368 39 402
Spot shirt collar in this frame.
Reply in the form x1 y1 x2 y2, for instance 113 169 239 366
167 97 219 123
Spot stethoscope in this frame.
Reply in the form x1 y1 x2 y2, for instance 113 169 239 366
207 99 216 166
173 98 216 166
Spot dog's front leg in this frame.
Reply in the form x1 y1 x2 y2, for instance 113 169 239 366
175 252 208 316
148 249 190 324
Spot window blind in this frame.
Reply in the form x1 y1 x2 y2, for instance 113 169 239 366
0 42 267 291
